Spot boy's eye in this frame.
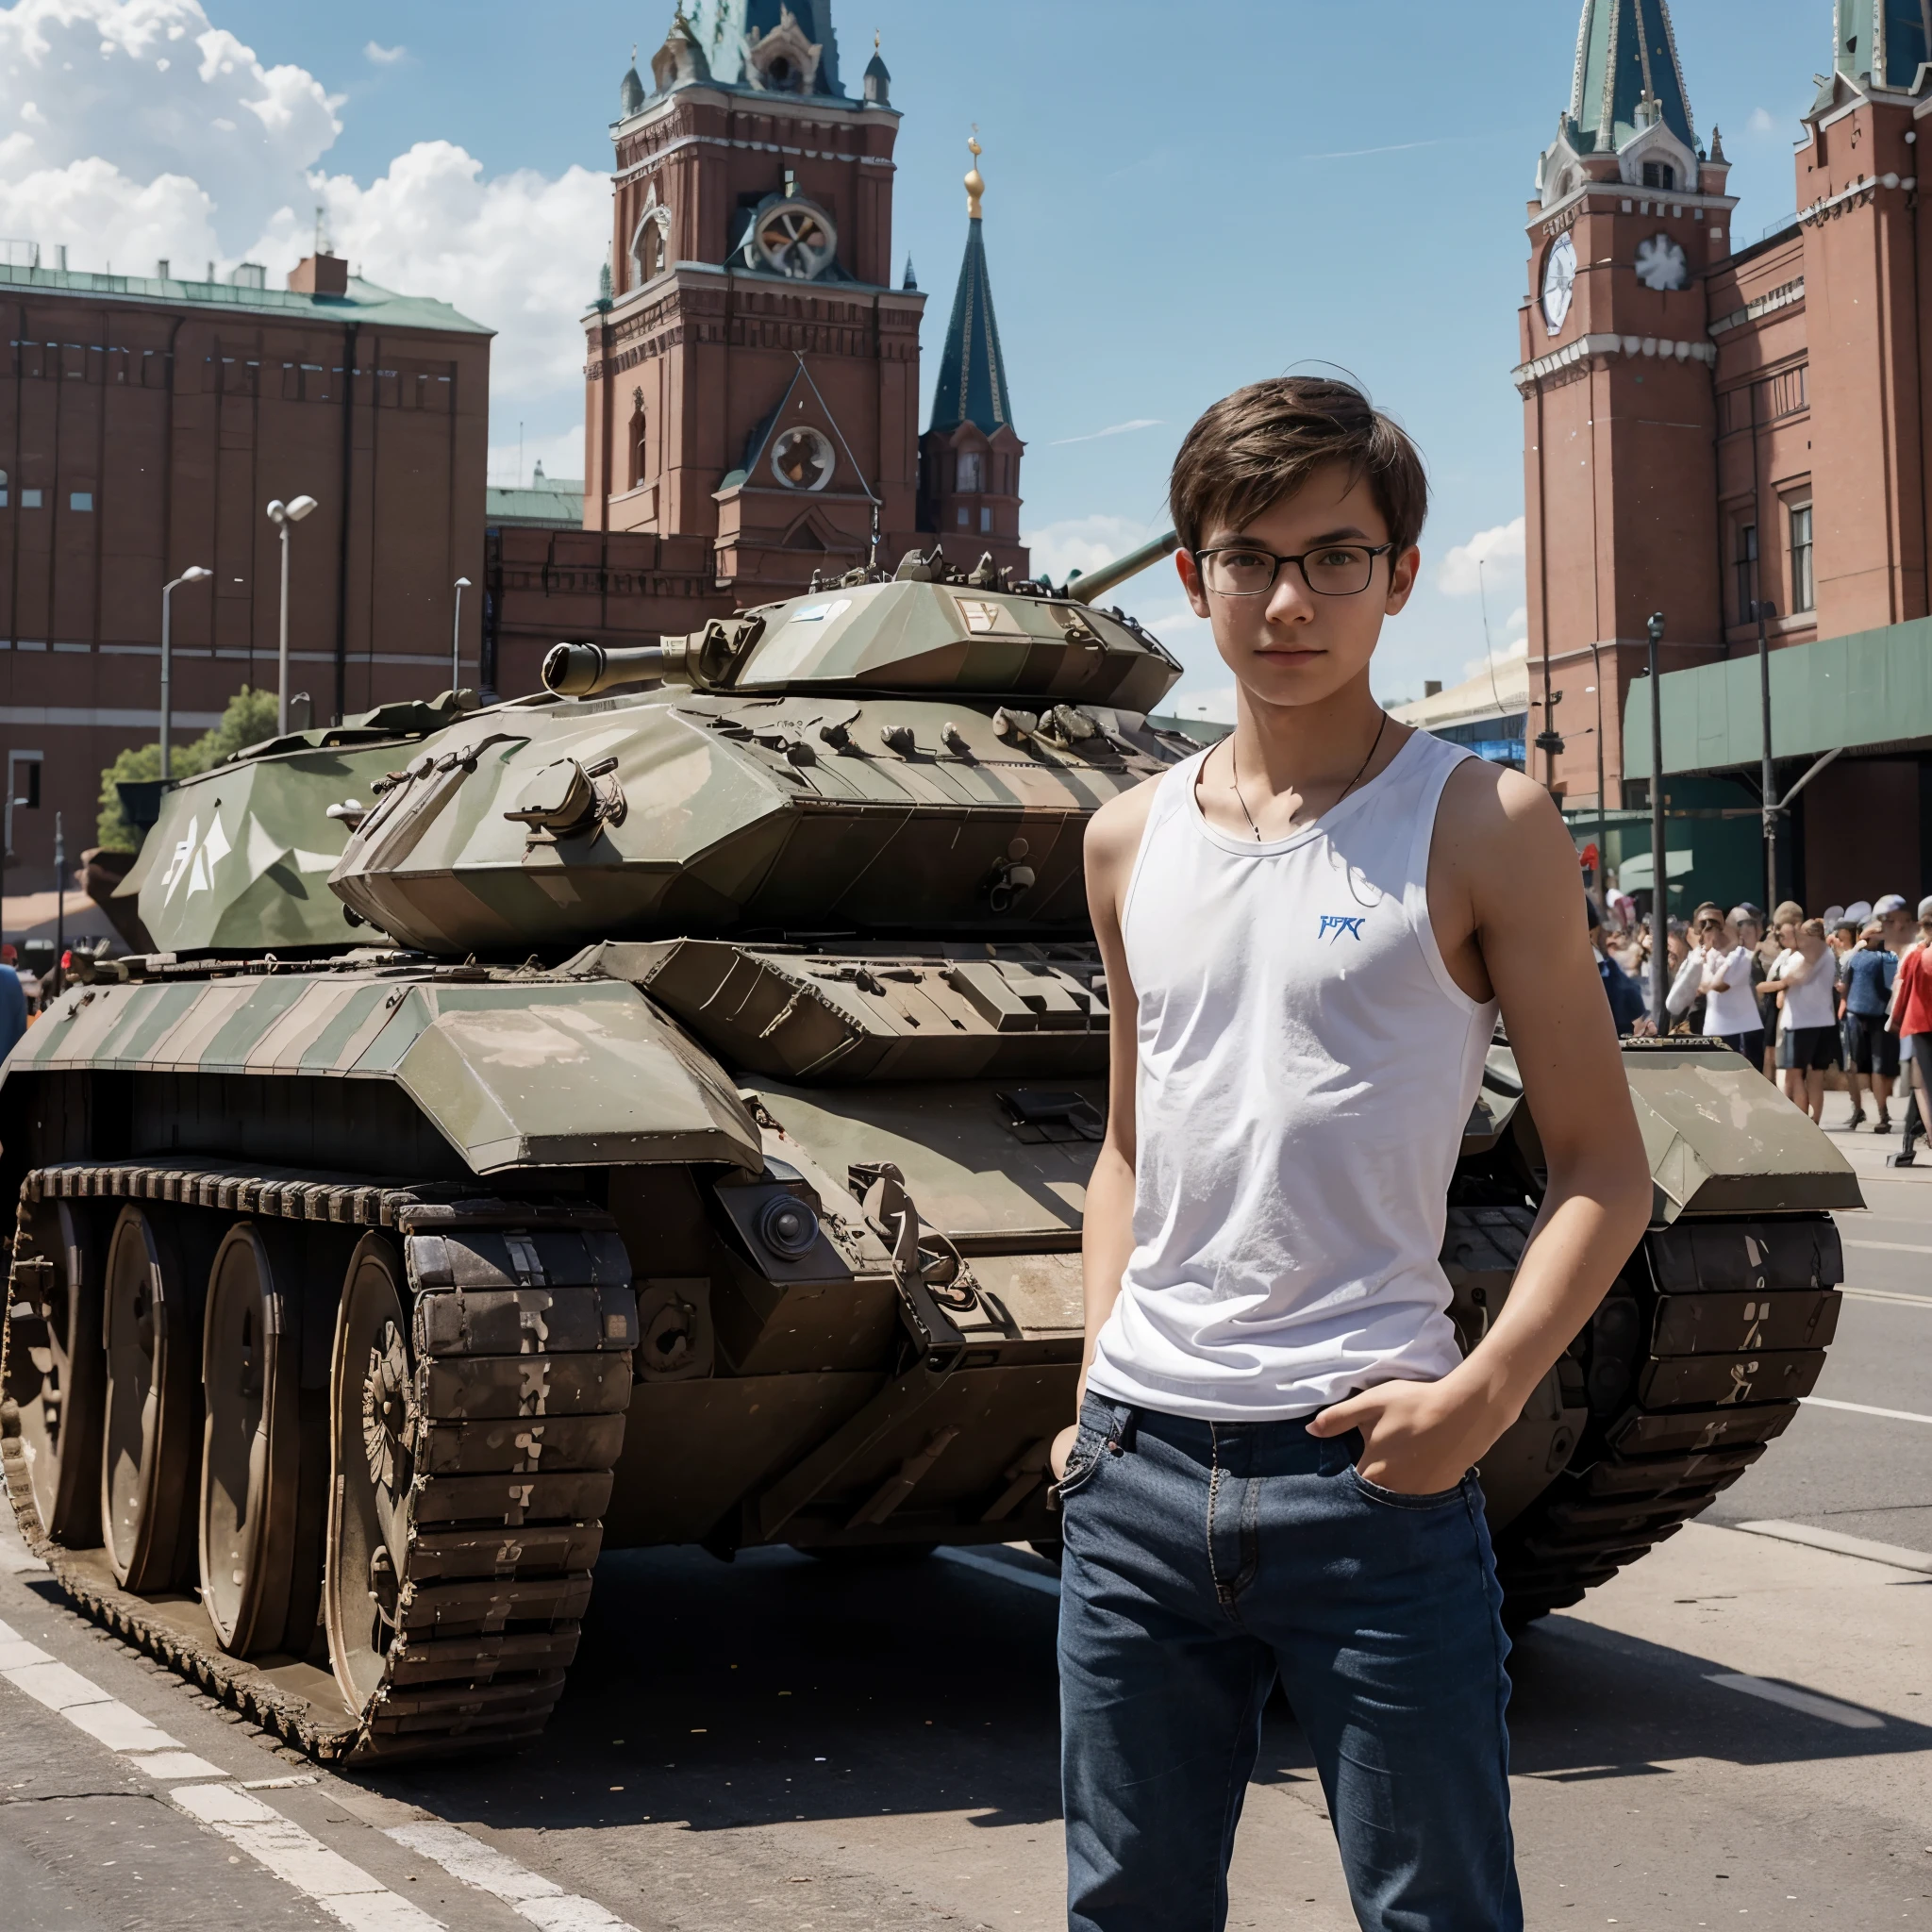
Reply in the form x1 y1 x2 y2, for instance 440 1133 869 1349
1311 548 1361 568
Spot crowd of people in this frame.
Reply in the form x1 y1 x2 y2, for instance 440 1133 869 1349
1589 885 1932 1163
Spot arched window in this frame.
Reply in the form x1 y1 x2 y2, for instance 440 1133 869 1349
628 393 647 489
1641 160 1676 191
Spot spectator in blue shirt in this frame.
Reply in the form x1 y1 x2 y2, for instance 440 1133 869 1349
1842 922 1900 1131
0 944 26 1065
1590 895 1650 1037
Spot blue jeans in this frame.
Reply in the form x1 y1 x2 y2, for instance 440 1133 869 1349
1058 1394 1522 1932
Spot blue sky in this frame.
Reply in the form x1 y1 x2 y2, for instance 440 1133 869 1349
0 0 1837 709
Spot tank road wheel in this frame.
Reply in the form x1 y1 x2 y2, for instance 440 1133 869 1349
198 1224 304 1657
6 1200 106 1544
325 1233 413 1712
100 1205 201 1591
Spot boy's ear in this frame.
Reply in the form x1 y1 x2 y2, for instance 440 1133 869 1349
1384 545 1422 615
1176 547 1211 620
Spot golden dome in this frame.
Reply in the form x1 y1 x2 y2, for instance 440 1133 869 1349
964 132 985 219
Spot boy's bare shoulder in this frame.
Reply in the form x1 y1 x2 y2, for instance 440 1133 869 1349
1085 769 1167 873
1432 751 1579 914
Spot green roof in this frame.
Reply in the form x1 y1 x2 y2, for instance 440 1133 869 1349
927 216 1014 437
486 478 584 527
1834 0 1932 91
0 262 491 336
1566 0 1696 154
1623 616 1932 779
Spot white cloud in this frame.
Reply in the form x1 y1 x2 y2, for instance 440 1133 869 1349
1747 106 1775 135
1049 417 1162 447
488 423 586 489
256 144 607 405
1020 512 1166 589
1434 514 1525 597
0 0 604 432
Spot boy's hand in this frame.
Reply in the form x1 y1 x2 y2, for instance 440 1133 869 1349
1307 1378 1508 1496
1050 1422 1080 1482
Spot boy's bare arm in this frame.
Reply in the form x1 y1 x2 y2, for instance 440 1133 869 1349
1051 781 1158 1480
1308 762 1655 1491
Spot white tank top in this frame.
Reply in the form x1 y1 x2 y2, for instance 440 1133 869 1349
1086 728 1497 1421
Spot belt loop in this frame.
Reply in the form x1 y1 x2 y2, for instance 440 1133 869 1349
1109 1406 1139 1456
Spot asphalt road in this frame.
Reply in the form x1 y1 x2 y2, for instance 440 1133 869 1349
0 1087 1925 1931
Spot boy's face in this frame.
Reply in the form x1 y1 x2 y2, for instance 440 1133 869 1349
1175 461 1419 710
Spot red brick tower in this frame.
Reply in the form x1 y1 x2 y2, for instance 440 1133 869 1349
583 3 925 592
1518 0 1735 805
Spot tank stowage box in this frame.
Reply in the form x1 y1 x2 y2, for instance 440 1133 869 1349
0 548 1862 1759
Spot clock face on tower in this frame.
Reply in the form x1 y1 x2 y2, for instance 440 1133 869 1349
1541 233 1576 336
1635 233 1689 291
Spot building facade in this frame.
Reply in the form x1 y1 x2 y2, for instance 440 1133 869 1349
0 253 490 891
1522 0 1932 909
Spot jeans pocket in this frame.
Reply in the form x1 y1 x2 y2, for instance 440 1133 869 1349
1053 1427 1110 1505
1347 1464 1470 1510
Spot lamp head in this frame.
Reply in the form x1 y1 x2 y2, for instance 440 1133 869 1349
286 494 318 522
455 575 473 589
181 564 211 583
265 498 286 524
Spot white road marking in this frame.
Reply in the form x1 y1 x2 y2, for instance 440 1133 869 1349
1706 1673 1886 1729
1840 1285 1932 1306
1844 1238 1932 1254
1800 1394 1932 1425
177 1784 444 1931
1733 1519 1932 1575
0 1615 440 1923
935 1545 1062 1597
387 1820 638 1931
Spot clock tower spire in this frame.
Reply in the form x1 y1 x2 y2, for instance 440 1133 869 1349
918 133 1027 576
1516 0 1735 808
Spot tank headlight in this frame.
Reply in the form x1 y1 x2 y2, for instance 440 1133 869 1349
756 1194 820 1260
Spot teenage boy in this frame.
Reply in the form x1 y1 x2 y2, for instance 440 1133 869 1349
1060 377 1653 1932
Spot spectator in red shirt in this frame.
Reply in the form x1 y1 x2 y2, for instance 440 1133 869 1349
1890 916 1932 1166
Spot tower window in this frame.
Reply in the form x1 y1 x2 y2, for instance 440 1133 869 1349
1789 503 1814 613
980 507 991 533
1641 161 1676 191
956 451 983 493
958 507 969 527
1734 522 1758 624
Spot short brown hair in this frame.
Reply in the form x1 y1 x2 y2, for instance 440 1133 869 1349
1772 900 1806 928
1169 376 1428 555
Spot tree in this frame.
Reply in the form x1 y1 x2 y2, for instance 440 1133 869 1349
96 687 281 850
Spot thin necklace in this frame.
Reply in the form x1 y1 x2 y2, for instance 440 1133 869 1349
1227 711 1390 842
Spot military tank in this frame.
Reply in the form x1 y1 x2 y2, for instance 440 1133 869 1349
0 538 1862 1762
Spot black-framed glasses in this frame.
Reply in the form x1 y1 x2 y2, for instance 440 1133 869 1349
1195 541 1397 599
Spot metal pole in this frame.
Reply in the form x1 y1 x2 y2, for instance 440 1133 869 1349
1755 597 1777 912
1646 610 1667 1028
160 580 175 782
277 518 291 736
1590 637 1607 897
451 577 471 693
53 809 64 981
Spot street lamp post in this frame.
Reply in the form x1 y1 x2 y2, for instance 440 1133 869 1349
1753 597 1779 914
159 566 212 780
1646 610 1668 1028
265 495 319 735
53 809 63 988
451 577 472 694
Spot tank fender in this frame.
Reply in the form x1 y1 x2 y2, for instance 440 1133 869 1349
6 973 761 1175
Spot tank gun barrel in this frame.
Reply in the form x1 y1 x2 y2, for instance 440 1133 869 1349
542 640 673 697
1065 529 1180 607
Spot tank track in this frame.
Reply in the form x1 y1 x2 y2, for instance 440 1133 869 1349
1474 1208 1843 1624
0 1158 637 1762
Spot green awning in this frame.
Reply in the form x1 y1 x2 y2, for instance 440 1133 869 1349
1624 616 1932 779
